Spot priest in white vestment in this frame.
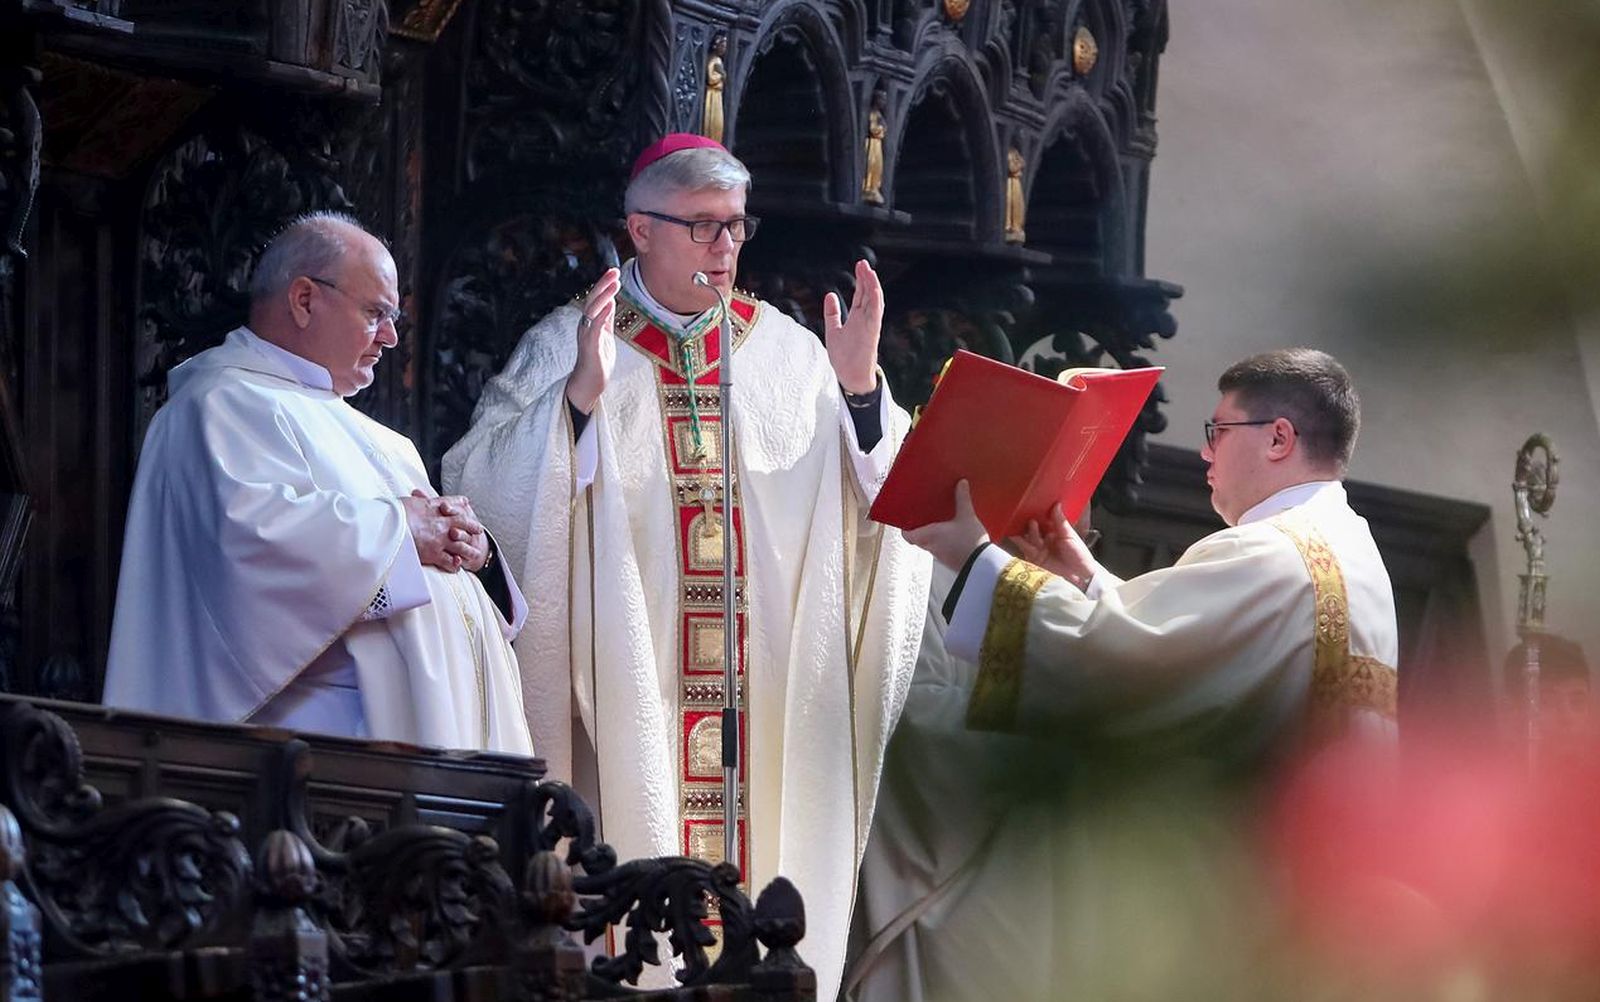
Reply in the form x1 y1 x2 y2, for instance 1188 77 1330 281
104 212 533 755
443 135 930 999
848 348 1399 1001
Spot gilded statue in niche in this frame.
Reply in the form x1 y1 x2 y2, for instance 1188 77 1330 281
862 88 886 206
1004 147 1027 243
1073 26 1100 76
702 34 727 144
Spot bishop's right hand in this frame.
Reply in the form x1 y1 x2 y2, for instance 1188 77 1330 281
565 268 621 415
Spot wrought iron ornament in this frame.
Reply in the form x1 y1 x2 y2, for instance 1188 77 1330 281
1512 432 1559 772
1513 432 1558 633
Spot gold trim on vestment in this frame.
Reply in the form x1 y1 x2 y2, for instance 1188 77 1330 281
614 288 761 382
1271 510 1399 733
967 558 1053 731
631 310 752 892
441 572 489 746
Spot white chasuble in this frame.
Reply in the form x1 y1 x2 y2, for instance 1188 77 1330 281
442 276 931 1002
848 481 1397 1002
103 329 532 755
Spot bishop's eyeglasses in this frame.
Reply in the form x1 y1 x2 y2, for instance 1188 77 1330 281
1203 419 1277 449
638 211 761 244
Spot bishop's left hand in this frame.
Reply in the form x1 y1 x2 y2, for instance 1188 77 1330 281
823 259 884 395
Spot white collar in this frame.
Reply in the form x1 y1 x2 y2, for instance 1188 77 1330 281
622 258 714 331
238 326 334 392
1237 480 1344 526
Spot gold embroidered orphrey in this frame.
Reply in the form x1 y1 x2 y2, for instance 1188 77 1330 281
965 512 1398 737
967 559 1052 731
1271 508 1399 734
613 286 761 897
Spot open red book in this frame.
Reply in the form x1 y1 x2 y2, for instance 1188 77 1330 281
870 351 1163 538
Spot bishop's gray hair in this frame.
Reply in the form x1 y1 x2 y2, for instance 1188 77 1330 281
623 147 752 214
248 210 367 303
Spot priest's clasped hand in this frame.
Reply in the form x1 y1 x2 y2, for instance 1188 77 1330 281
403 490 490 572
903 479 990 570
823 259 884 395
566 267 621 415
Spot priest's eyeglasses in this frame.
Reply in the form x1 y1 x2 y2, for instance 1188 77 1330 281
308 276 404 332
638 211 761 244
1203 419 1276 449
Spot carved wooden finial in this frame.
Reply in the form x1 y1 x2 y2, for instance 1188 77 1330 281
753 876 805 951
524 850 577 926
257 829 317 905
750 876 814 997
249 829 328 1002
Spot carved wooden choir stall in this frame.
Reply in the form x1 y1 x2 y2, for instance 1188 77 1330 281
0 694 816 1000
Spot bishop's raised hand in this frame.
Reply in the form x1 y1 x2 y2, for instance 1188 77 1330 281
823 259 884 396
565 267 621 415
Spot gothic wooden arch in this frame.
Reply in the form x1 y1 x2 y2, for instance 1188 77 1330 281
0 0 1182 700
893 45 1003 243
730 0 858 208
1030 87 1132 275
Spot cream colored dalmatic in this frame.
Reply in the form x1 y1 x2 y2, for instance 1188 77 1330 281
443 271 930 1002
849 481 1399 1002
103 329 532 754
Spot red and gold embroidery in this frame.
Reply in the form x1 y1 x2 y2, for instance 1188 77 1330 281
618 288 761 895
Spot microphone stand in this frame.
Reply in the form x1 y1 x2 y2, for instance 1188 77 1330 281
694 271 740 874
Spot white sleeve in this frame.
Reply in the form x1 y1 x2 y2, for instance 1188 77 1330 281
944 544 1016 662
573 416 599 493
839 375 896 503
1084 566 1122 600
493 541 530 638
966 529 1315 734
361 535 431 620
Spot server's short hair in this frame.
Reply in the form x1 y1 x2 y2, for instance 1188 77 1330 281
1218 348 1361 470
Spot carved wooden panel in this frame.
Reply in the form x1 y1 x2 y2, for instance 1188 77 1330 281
0 695 816 999
0 0 1179 701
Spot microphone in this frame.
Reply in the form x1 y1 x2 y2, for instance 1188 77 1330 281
694 272 732 388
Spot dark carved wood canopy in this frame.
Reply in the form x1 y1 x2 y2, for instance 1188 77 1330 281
0 0 1180 699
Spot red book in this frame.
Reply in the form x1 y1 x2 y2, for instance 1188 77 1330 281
870 351 1163 538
